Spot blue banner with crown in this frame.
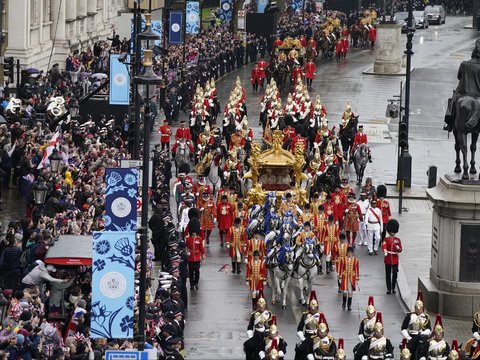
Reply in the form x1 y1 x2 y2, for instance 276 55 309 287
104 168 138 232
186 2 200 34
91 231 136 339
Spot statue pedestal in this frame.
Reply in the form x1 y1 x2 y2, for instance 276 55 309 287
419 175 480 319
365 23 403 74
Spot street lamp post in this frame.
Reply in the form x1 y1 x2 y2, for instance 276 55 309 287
69 98 79 121
135 14 162 350
48 148 63 174
32 178 48 207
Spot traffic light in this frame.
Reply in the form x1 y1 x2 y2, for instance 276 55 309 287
399 122 408 149
3 57 14 81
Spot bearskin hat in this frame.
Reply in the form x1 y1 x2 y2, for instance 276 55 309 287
377 184 387 198
188 207 200 220
178 163 190 175
188 218 201 235
386 219 399 234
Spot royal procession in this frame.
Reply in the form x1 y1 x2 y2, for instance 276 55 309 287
0 0 479 359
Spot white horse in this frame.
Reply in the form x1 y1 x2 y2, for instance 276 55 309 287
271 244 296 309
174 139 190 175
206 149 223 197
294 240 318 306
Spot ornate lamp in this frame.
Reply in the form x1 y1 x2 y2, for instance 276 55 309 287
48 148 63 174
32 178 48 206
138 13 160 50
69 98 79 120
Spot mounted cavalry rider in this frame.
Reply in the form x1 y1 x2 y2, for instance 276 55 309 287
172 120 194 156
350 124 372 163
196 122 214 162
401 291 432 358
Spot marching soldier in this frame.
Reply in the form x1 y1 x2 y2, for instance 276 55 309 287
258 59 268 88
322 215 340 274
307 316 337 360
235 201 249 228
227 217 247 274
251 63 261 93
357 192 370 246
305 58 316 89
198 191 216 245
260 315 288 360
382 219 403 295
422 315 450 360
245 230 267 263
354 312 394 360
344 193 363 246
246 250 268 309
245 293 272 360
338 246 359 311
376 185 391 240
357 296 377 343
158 119 172 151
217 194 234 247
333 233 349 292
365 200 383 256
401 291 432 353
185 219 205 291
194 175 211 205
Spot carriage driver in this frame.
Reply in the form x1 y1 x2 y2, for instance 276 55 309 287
350 125 372 163
172 119 195 155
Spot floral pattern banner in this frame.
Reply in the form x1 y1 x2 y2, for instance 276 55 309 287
104 168 138 232
186 2 200 34
91 231 136 339
218 0 233 22
291 0 304 11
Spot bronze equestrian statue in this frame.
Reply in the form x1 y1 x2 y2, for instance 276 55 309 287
445 39 480 180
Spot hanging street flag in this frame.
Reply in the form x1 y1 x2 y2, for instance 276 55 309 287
186 1 200 34
109 54 130 106
104 168 138 232
91 231 136 339
218 0 233 22
37 131 61 169
169 11 183 44
257 0 268 13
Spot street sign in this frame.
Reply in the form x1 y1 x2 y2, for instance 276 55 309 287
105 350 154 360
238 10 245 30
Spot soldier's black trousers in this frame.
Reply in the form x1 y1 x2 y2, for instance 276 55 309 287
385 263 398 292
189 261 201 287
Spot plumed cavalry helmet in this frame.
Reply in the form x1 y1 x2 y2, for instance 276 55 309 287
366 296 375 316
386 219 400 234
257 290 266 308
268 338 279 360
270 314 278 336
374 311 384 334
448 340 459 360
309 290 318 311
317 312 329 334
415 290 424 312
433 314 444 337
336 338 346 360
400 338 412 360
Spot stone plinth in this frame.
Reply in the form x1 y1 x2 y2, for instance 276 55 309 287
373 23 402 74
419 175 480 319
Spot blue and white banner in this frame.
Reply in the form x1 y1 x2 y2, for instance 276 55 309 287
291 0 304 11
219 0 233 22
104 168 138 232
257 0 268 13
186 2 200 34
169 11 183 44
91 231 136 339
130 19 163 53
109 55 130 105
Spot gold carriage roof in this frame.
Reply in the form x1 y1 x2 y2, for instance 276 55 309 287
256 131 296 167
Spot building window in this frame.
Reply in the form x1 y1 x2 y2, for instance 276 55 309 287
43 0 51 22
31 0 40 26
80 18 85 33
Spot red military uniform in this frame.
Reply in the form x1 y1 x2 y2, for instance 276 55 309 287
186 234 205 262
377 199 391 225
342 37 349 55
273 38 283 48
217 201 234 231
332 191 347 223
382 236 403 265
333 240 349 273
353 132 368 148
245 237 266 262
368 27 377 44
300 36 307 48
172 126 194 153
227 226 247 259
251 67 261 86
290 134 307 152
344 202 363 233
314 212 327 242
322 222 340 257
338 255 359 292
335 40 345 56
257 61 268 81
283 127 296 142
323 200 335 219
305 61 316 80
158 124 172 144
291 67 304 86
234 208 249 227
246 257 267 291
308 38 317 49
199 199 217 231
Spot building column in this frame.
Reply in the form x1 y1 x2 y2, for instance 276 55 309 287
51 0 66 40
87 0 97 15
66 0 77 21
77 0 87 18
6 0 29 52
